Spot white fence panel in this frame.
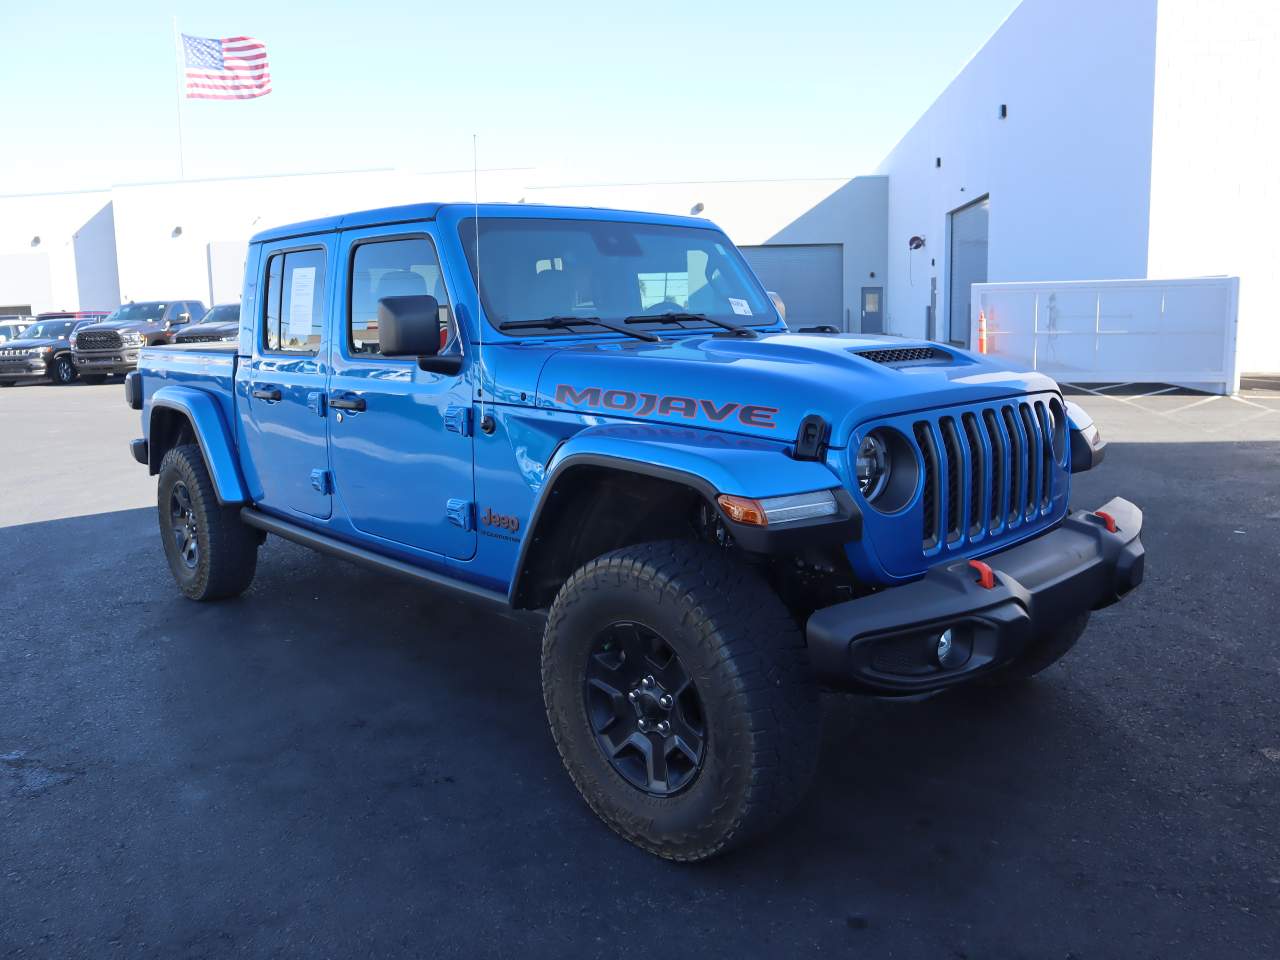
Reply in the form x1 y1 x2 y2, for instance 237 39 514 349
971 277 1240 394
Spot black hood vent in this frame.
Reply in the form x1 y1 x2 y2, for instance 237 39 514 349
855 346 951 366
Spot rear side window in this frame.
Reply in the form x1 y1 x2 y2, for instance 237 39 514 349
263 249 326 353
348 237 452 356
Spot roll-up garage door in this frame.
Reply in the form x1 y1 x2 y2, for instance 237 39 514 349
739 243 843 331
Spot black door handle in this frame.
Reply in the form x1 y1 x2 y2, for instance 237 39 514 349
329 394 366 412
252 387 281 401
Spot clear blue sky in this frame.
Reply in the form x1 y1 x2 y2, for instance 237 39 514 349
0 0 1019 193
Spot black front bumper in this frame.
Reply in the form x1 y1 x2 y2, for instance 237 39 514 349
806 497 1145 694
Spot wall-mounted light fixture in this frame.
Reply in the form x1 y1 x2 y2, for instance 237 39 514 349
690 202 705 216
171 226 183 238
30 236 40 247
999 104 1008 119
935 157 942 168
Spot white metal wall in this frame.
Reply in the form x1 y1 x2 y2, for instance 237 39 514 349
876 0 1160 340
972 277 1241 394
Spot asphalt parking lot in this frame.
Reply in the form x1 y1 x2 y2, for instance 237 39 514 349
2 377 1279 958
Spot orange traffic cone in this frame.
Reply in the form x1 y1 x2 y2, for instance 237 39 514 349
977 310 989 354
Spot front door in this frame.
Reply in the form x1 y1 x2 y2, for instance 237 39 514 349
240 241 334 520
326 228 476 560
861 287 883 333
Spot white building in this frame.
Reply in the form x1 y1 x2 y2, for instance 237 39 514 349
1 0 1275 376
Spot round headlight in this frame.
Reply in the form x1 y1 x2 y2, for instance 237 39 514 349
855 433 891 501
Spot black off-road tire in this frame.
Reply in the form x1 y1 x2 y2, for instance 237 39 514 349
80 374 107 385
51 354 78 385
157 444 258 601
542 540 822 861
982 612 1090 684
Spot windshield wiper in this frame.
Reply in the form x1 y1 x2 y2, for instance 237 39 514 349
497 315 660 343
624 312 757 338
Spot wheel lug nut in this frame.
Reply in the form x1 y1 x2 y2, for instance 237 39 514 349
642 676 655 688
659 695 672 709
657 721 670 735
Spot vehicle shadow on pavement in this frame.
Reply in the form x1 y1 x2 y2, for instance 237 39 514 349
2 438 1278 960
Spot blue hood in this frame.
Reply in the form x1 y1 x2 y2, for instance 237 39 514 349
524 332 1058 447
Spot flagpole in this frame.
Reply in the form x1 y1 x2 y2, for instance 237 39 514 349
172 17 186 178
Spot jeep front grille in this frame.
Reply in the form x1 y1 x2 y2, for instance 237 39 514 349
76 331 122 351
914 397 1062 555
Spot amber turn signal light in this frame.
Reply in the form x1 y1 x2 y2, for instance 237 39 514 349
716 494 768 526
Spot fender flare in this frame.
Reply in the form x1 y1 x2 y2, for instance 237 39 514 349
508 422 859 606
148 385 247 504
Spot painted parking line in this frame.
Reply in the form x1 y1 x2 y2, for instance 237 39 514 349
1228 394 1273 411
1163 395 1221 415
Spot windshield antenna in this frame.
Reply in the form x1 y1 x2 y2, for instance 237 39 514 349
472 133 488 425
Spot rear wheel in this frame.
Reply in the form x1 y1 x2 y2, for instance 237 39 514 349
157 444 258 600
51 354 78 384
542 540 821 861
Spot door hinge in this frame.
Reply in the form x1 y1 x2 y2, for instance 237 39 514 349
444 404 472 437
446 498 474 531
310 468 332 495
306 390 327 418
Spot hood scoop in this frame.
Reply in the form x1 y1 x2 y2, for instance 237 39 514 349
854 346 953 367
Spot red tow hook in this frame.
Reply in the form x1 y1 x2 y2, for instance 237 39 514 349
1092 510 1118 533
968 559 996 589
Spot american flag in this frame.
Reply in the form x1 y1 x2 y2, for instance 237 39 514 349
181 34 271 100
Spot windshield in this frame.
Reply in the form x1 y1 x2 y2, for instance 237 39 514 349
459 218 777 336
18 321 73 340
0 323 29 342
199 304 240 324
107 302 168 324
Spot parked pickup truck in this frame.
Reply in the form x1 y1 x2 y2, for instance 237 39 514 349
125 202 1144 861
72 300 206 381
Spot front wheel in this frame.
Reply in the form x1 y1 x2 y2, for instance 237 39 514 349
542 540 821 861
157 444 259 600
51 354 78 385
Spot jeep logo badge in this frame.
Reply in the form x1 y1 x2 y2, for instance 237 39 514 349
482 507 520 532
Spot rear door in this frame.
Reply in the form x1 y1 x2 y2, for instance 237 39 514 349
326 227 475 559
239 239 334 520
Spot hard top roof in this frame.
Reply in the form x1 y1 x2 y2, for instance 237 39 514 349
249 202 717 244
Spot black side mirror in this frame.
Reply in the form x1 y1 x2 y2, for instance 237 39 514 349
378 295 461 374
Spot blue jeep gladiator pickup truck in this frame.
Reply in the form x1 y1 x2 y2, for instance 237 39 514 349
125 202 1143 861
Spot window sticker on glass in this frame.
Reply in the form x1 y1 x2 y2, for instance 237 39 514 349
728 297 753 316
288 266 317 337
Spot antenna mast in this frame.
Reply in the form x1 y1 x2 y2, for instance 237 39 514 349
473 133 486 421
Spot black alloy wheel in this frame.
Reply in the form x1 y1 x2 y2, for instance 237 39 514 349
584 621 706 796
53 354 77 384
169 480 200 570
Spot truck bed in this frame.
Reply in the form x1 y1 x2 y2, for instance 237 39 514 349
138 344 240 434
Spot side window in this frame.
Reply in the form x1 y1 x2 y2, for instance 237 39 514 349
263 248 326 353
348 236 453 356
